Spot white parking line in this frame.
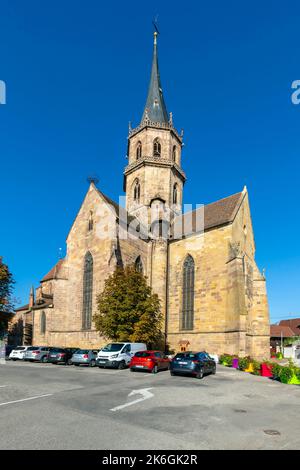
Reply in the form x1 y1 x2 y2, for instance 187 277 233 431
0 394 53 407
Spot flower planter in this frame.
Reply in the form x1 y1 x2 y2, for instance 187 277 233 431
280 373 300 385
244 362 254 373
261 363 273 378
232 358 239 369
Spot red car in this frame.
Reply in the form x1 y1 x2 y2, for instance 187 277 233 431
130 350 170 374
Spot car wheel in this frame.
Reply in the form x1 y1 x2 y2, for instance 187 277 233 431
67 359 72 366
130 368 135 372
41 356 48 363
12 359 17 361
152 365 158 374
211 366 216 375
118 360 126 370
52 362 57 365
89 360 96 367
74 363 79 366
196 368 204 379
170 371 176 376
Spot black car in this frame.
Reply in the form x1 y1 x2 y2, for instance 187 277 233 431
170 351 216 379
47 347 78 365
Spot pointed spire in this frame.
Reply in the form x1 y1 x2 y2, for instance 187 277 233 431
29 286 35 308
141 31 169 124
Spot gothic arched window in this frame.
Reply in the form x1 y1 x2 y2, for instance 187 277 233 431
40 311 46 334
153 138 161 157
172 145 177 162
133 180 141 203
135 256 143 274
181 255 195 330
173 183 178 205
136 141 142 160
82 251 93 329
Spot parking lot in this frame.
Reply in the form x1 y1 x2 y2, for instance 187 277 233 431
0 360 299 450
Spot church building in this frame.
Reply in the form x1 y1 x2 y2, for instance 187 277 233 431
15 32 270 359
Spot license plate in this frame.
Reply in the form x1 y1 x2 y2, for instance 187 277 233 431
135 365 144 368
99 360 106 363
178 361 188 365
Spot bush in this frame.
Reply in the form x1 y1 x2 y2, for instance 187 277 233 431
295 368 300 381
238 356 251 371
271 363 282 379
279 366 294 384
251 359 261 375
219 354 233 366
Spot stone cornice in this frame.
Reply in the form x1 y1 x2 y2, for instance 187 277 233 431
124 155 186 182
128 120 183 144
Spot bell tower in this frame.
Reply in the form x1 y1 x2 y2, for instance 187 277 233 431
124 31 186 228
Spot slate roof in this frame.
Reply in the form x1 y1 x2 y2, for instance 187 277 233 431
270 325 295 338
171 191 244 238
141 33 169 124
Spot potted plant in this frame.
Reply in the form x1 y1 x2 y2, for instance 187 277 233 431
238 356 250 371
251 359 261 375
260 360 273 378
232 357 239 369
279 361 300 385
219 354 233 366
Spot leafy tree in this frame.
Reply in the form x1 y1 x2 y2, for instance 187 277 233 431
94 265 163 347
0 257 14 338
0 257 14 312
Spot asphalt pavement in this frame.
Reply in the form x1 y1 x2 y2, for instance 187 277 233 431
0 360 299 450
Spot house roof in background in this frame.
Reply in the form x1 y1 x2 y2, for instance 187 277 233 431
270 325 295 338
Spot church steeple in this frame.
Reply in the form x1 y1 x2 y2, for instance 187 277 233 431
141 31 168 124
124 31 186 224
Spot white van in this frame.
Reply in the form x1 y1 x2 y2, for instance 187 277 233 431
96 342 147 369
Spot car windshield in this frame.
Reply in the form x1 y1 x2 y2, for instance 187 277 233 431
101 343 124 352
135 351 151 358
51 348 65 353
14 347 25 351
27 347 39 351
174 353 197 360
76 350 89 354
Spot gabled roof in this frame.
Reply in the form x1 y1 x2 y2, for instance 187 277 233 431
279 318 300 336
171 190 244 238
41 258 64 282
270 325 295 338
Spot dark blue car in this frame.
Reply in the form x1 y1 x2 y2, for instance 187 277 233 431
170 351 216 379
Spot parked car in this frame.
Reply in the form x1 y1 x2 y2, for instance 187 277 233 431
24 346 57 363
9 346 31 361
96 342 147 369
130 350 170 373
170 351 216 379
71 349 99 367
47 347 78 365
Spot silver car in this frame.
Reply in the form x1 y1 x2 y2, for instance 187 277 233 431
71 349 99 367
24 346 54 363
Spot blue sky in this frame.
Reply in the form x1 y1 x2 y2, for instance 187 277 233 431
0 0 299 323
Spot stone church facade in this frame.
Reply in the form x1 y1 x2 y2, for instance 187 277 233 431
16 32 270 359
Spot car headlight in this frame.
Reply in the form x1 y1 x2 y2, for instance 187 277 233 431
110 354 118 359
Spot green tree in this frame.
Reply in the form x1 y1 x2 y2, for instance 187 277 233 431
94 266 163 347
0 257 14 312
